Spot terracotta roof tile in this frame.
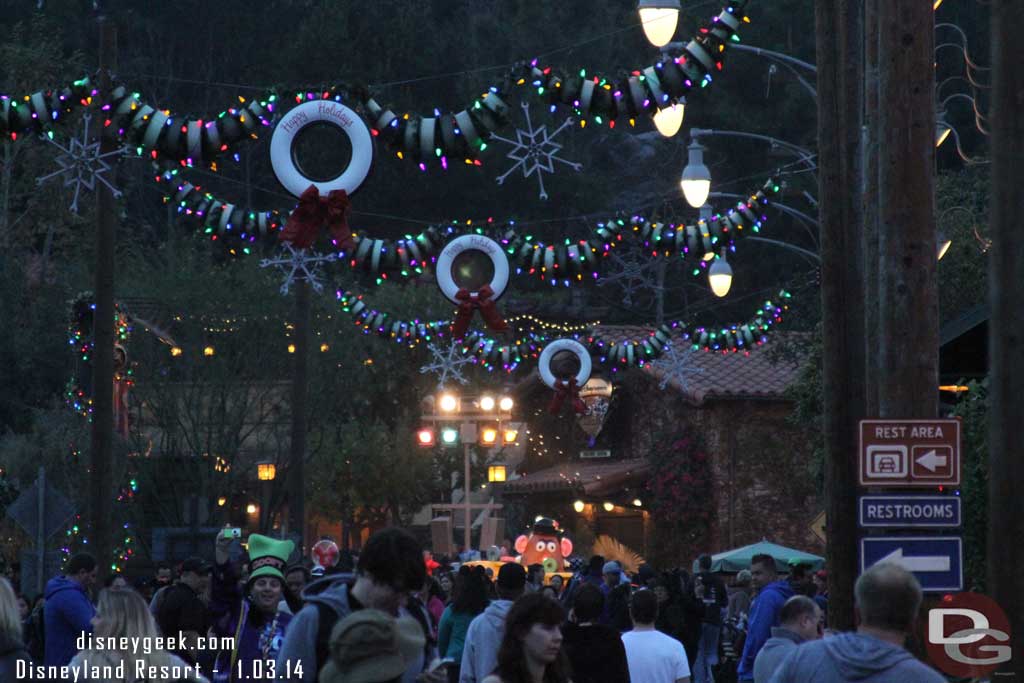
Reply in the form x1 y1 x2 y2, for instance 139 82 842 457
592 327 808 405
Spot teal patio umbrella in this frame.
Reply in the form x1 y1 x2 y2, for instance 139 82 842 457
693 540 825 573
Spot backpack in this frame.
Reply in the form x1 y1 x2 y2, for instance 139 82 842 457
25 607 45 661
314 601 340 671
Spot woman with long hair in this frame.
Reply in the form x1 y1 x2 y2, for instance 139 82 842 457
482 593 570 683
437 567 490 683
68 587 207 682
0 577 31 680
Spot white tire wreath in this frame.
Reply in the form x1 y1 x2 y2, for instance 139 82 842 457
271 100 373 197
538 339 592 389
435 235 510 303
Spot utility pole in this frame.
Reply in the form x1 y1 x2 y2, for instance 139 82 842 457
815 0 864 631
861 0 880 415
877 1 939 418
89 15 117 580
988 0 1024 669
287 279 309 545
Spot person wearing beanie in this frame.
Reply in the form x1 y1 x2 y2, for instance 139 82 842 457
209 530 298 681
318 610 426 683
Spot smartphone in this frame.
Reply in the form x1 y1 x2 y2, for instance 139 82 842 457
221 528 241 539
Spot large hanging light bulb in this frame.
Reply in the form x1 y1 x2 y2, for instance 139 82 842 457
653 99 686 137
638 0 681 48
708 251 733 297
681 140 711 208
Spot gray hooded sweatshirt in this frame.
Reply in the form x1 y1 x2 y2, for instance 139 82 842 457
459 599 513 683
274 574 425 682
767 631 946 683
753 627 805 683
275 575 353 681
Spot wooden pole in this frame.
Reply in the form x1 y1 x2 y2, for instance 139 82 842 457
862 0 880 416
988 0 1024 668
877 0 939 419
287 279 310 544
89 15 117 580
815 0 865 631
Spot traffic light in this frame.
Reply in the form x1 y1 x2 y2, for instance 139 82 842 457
416 428 435 447
440 427 459 447
479 424 499 446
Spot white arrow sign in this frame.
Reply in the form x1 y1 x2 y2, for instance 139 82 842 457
879 547 951 573
915 449 948 472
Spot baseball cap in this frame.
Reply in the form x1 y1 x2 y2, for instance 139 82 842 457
180 557 211 574
497 562 527 591
319 610 425 683
602 561 622 575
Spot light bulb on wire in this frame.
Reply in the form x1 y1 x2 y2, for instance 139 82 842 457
653 99 685 137
681 140 711 208
638 0 682 48
708 250 733 298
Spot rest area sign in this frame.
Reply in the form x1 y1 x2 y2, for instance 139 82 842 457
859 419 961 487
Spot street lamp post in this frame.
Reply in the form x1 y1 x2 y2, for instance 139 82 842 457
257 460 276 531
424 393 514 553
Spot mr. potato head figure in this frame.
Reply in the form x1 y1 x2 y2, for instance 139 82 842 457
515 517 573 574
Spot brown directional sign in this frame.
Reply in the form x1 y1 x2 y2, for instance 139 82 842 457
859 419 961 487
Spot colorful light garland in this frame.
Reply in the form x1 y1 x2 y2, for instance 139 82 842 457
0 2 749 171
335 285 792 373
65 293 134 418
157 166 781 281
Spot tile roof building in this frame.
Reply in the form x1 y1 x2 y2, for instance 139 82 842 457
501 331 821 566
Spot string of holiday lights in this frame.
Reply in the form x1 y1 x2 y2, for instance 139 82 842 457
336 289 552 371
0 1 749 171
335 286 792 373
586 290 792 369
0 78 275 168
157 167 781 282
65 293 134 419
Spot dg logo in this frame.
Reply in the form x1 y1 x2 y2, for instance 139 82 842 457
927 592 1012 678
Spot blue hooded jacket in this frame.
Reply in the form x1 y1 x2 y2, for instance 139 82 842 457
43 576 94 666
737 580 794 680
766 631 946 682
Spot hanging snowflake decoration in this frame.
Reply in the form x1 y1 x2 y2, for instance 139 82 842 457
420 340 474 390
596 245 663 308
36 114 126 214
259 243 337 295
649 342 705 392
490 102 582 200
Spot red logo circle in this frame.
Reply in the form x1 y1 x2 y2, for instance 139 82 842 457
926 592 1012 678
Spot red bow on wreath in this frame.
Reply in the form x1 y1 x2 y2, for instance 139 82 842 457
549 378 587 415
278 184 354 250
451 285 508 339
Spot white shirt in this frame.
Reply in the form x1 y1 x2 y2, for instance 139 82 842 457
621 628 692 683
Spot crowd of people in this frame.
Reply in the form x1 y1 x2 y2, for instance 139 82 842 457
0 527 949 683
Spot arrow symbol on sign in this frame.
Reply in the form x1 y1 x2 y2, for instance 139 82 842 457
879 547 951 573
916 449 947 472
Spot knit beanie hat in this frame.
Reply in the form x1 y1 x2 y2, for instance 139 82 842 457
247 534 295 583
318 609 425 683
